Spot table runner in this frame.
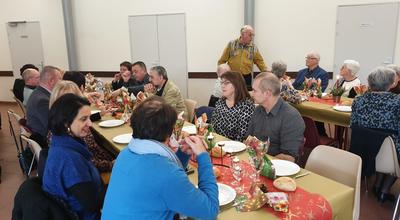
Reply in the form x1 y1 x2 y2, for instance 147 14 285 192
194 155 333 220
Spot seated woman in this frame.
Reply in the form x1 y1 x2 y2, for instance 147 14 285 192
101 96 218 220
112 61 135 90
270 60 302 104
211 71 255 141
351 66 400 202
338 59 361 98
387 64 400 94
49 80 115 173
43 94 103 220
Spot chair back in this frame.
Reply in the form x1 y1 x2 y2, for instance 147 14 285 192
21 135 42 162
306 145 362 220
302 116 320 149
376 136 400 177
13 96 26 118
184 99 197 123
350 125 394 177
195 106 215 123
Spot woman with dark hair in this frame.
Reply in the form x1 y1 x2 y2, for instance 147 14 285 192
102 96 218 220
43 94 103 220
211 71 255 141
112 61 135 90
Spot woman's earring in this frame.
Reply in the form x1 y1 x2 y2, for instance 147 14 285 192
67 127 72 135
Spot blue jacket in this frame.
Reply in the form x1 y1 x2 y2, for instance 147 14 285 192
101 146 219 220
292 66 329 92
43 135 102 220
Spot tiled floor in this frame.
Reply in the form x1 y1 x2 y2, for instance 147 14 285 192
0 102 396 219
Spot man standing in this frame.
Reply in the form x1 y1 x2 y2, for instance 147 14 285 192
248 72 304 162
22 68 40 106
218 25 267 88
27 66 62 147
144 66 187 119
292 51 329 91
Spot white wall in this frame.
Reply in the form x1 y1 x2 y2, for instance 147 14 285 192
256 0 400 72
0 0 68 101
1 0 399 104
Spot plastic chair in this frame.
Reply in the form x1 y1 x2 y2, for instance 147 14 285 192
376 136 400 177
7 110 30 177
301 117 337 165
184 99 197 123
393 194 400 220
21 135 42 177
13 96 26 118
306 145 362 220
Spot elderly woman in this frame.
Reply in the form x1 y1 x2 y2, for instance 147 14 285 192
43 94 103 220
351 67 400 202
387 64 400 94
271 60 302 104
102 96 218 219
211 71 255 141
339 60 361 98
209 63 231 107
49 81 115 173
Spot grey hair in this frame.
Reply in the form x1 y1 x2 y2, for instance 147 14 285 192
254 72 281 96
22 68 38 81
240 25 254 34
343 60 360 76
271 60 287 79
217 64 231 76
40 66 61 82
386 64 400 77
368 67 396 91
150 66 168 80
307 51 320 61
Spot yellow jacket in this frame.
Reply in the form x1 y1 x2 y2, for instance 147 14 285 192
218 38 267 75
146 80 188 119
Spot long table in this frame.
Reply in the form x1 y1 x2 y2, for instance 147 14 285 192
91 116 354 220
290 98 352 127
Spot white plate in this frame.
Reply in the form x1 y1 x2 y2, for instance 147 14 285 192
91 110 101 115
112 133 132 144
333 105 352 112
218 183 236 206
217 141 246 153
271 159 301 176
98 119 125 128
182 125 197 135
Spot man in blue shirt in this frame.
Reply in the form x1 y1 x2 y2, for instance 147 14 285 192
292 51 329 92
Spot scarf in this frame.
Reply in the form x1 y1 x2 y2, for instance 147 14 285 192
128 138 183 169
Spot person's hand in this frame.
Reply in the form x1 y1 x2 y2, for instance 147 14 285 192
136 91 146 102
184 136 207 156
113 73 121 82
85 92 102 104
111 89 121 97
275 153 295 162
144 83 154 93
98 105 108 116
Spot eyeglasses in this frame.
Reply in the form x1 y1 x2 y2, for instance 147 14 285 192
305 57 317 60
220 80 231 86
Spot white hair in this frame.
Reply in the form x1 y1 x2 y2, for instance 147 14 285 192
217 64 231 76
240 25 254 34
386 64 400 77
307 51 320 61
343 60 360 76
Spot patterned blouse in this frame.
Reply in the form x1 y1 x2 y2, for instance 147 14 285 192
211 98 255 141
351 92 400 153
280 80 302 104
